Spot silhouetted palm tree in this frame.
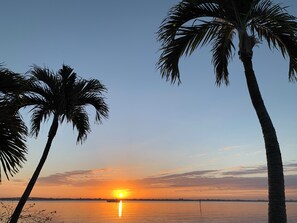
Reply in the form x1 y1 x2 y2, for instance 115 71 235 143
157 1 297 222
0 66 27 183
9 65 109 223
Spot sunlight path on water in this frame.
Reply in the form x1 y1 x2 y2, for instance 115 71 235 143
118 200 122 218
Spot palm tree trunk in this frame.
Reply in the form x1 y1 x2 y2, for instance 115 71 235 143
9 116 59 223
241 56 287 223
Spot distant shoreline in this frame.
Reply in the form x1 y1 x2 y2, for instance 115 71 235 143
1 197 296 202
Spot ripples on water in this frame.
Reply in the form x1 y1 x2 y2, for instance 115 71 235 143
4 200 297 223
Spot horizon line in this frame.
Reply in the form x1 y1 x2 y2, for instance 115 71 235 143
1 197 296 202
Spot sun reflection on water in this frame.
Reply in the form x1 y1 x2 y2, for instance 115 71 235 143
118 200 122 218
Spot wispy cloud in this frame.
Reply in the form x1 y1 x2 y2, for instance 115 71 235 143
220 165 267 177
150 170 216 179
221 146 241 151
284 162 297 169
37 169 109 186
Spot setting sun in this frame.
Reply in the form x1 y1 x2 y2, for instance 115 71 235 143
112 189 130 199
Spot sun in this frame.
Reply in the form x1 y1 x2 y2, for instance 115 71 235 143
112 189 129 199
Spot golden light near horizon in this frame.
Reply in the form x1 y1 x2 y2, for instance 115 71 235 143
112 189 130 199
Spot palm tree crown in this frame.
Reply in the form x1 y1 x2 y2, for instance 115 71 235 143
9 64 109 223
0 66 27 182
157 0 297 85
22 65 109 142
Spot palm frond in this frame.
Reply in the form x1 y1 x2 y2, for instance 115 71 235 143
24 81 54 104
30 105 52 137
79 94 109 123
30 65 60 94
158 22 222 84
59 65 76 81
70 107 90 143
0 67 23 95
158 0 222 45
211 24 236 85
59 65 76 90
0 66 28 181
78 79 107 95
75 79 109 122
0 104 27 181
249 0 297 80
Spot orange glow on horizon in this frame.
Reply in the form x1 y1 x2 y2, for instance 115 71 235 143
2 179 296 200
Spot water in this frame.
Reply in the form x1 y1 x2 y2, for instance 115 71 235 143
3 200 297 223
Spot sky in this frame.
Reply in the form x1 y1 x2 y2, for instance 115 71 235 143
0 0 297 200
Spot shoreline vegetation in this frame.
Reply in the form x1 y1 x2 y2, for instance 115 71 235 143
1 197 296 202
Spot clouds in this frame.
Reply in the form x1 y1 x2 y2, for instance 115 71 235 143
141 168 268 190
34 163 297 198
220 166 268 177
37 169 109 186
7 162 293 199
144 163 297 189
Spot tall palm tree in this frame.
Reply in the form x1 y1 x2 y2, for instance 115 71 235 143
157 0 297 222
0 66 27 183
9 65 109 223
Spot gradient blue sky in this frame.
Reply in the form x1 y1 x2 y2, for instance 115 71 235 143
0 0 296 199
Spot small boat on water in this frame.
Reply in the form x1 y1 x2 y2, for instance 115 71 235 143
106 199 120 202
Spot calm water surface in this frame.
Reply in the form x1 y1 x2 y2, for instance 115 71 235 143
6 201 297 223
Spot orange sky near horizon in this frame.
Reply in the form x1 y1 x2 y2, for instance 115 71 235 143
1 167 297 200
0 181 270 200
1 182 295 201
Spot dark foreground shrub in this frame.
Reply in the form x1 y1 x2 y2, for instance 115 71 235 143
0 202 63 223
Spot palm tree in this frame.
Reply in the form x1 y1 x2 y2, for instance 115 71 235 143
9 65 109 223
0 66 27 183
157 0 297 222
